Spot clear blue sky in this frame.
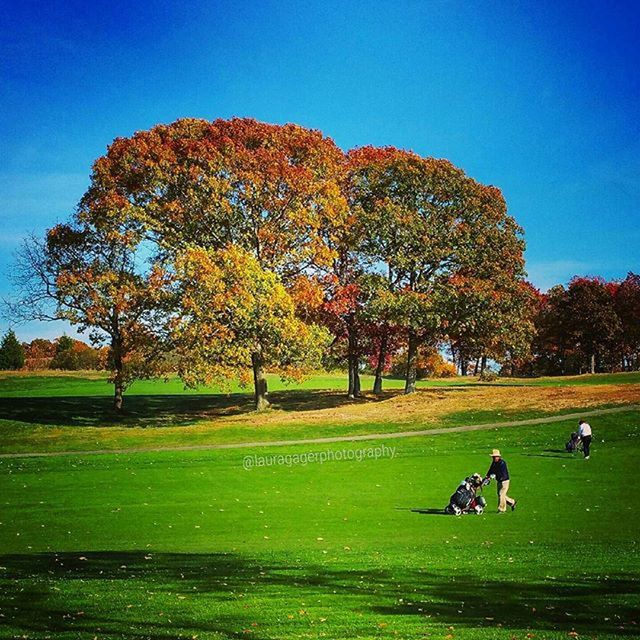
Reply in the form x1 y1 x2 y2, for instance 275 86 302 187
1 0 638 341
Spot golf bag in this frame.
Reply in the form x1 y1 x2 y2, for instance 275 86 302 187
445 474 487 515
566 432 582 453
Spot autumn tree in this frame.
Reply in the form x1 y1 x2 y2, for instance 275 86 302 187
360 274 406 394
614 272 640 371
564 277 621 374
532 285 578 375
49 335 103 370
346 146 526 393
344 147 410 394
23 338 56 370
9 223 168 411
446 276 536 376
172 245 330 410
532 277 624 375
79 117 347 406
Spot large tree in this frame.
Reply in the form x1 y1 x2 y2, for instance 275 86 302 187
172 245 330 410
564 277 622 374
10 223 168 410
78 117 347 407
346 146 526 393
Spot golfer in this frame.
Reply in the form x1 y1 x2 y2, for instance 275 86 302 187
486 449 517 513
578 419 592 459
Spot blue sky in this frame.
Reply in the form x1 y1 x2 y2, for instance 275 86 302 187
1 0 638 341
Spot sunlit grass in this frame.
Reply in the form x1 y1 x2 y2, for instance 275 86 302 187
0 410 638 639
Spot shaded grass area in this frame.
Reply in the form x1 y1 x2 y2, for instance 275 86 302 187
0 387 378 428
1 373 639 454
1 552 637 639
0 411 639 639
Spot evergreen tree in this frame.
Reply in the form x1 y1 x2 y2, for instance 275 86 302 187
50 335 79 370
0 330 25 370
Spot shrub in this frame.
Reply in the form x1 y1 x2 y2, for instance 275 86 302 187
479 369 498 382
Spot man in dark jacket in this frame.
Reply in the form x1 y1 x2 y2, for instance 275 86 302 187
486 449 517 513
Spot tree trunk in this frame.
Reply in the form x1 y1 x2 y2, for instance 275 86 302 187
112 337 124 412
114 370 124 412
347 353 362 398
459 350 468 376
404 330 419 394
346 314 362 399
252 352 270 411
353 358 361 397
480 354 487 374
590 352 596 375
348 351 355 398
473 358 480 376
373 330 388 394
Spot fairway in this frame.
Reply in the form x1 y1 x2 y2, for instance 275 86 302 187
1 388 639 639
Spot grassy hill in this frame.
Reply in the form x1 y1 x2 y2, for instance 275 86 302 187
0 370 638 455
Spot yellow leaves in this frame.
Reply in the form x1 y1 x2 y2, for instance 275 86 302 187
171 244 329 388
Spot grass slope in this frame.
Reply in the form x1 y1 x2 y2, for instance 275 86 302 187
1 411 638 639
1 370 639 455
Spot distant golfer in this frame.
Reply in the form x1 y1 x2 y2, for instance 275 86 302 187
486 449 517 513
578 419 592 459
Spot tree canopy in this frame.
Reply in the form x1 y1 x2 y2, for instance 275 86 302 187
8 117 542 410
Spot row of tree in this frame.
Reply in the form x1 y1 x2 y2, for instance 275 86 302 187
0 332 107 371
0 117 579 411
6 271 637 379
525 274 640 376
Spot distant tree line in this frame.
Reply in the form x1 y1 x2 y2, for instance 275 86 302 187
0 332 107 371
518 273 640 376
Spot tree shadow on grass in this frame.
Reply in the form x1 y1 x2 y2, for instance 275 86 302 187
0 386 475 429
0 390 366 428
0 551 638 638
0 394 254 428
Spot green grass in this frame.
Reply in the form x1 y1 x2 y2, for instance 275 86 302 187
0 370 638 455
1 410 638 639
1 370 639 399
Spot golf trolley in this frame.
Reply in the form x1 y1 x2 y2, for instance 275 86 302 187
566 432 584 453
444 473 489 516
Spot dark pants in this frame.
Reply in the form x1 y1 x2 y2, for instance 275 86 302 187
582 435 592 458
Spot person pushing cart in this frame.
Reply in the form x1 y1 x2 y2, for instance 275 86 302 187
485 449 517 513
